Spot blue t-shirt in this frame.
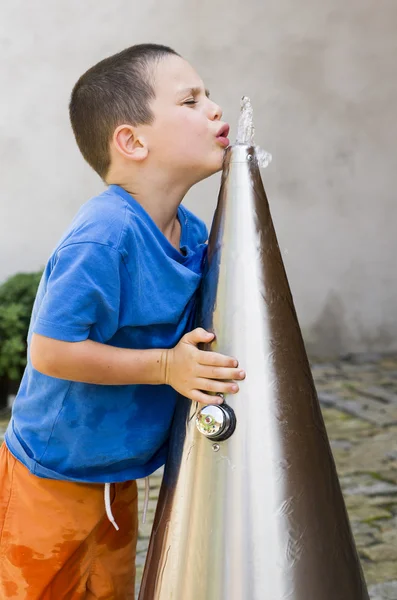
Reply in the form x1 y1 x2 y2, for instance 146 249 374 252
5 184 208 483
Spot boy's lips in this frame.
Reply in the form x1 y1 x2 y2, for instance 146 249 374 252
216 123 230 148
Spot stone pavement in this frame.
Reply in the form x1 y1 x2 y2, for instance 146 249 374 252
1 353 397 599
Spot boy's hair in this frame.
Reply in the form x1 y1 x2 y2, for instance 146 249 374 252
69 43 179 179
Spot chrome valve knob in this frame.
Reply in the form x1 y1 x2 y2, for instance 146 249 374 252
196 403 236 441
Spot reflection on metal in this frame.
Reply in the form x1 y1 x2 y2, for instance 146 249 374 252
196 403 236 441
139 141 369 599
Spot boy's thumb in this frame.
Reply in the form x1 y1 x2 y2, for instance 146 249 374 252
186 328 214 346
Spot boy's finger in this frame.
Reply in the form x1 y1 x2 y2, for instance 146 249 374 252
184 328 214 346
198 350 238 368
190 390 225 405
197 379 239 395
197 366 245 381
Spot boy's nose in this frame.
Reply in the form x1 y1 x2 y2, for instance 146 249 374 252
209 100 222 121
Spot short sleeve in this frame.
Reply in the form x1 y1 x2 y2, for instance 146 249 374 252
33 242 122 342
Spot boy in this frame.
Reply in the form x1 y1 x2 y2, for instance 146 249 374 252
0 44 245 599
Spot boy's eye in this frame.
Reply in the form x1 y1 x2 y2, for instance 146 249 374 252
184 99 198 105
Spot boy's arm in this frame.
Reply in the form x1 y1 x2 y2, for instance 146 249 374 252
31 333 166 385
31 328 245 405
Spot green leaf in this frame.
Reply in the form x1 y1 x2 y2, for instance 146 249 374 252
0 270 43 380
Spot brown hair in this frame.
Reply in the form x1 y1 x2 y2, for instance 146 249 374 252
69 43 179 179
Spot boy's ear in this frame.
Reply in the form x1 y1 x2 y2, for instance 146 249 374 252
112 125 148 162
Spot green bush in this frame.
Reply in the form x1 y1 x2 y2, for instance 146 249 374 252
0 271 43 381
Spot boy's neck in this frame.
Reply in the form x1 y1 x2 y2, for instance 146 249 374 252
107 168 191 247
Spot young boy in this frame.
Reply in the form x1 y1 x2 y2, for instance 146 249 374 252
0 44 245 599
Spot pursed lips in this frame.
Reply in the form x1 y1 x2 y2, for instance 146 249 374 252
216 124 230 148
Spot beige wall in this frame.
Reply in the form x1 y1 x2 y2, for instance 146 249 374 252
1 0 396 357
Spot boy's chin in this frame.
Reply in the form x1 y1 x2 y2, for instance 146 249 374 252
187 153 226 184
206 153 227 176
196 162 223 183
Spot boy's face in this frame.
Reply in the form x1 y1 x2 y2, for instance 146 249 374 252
144 55 230 183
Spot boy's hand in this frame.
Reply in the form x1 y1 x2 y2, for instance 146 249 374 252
162 328 245 405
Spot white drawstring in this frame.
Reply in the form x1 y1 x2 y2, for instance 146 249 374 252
105 477 149 530
104 482 119 531
142 476 150 524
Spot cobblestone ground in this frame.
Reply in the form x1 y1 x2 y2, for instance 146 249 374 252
1 353 397 599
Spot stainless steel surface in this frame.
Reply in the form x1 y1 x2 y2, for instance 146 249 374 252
139 144 369 600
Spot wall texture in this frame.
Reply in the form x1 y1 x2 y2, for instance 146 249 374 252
0 0 396 357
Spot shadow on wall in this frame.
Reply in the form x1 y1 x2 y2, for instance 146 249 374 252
304 292 347 359
304 292 396 360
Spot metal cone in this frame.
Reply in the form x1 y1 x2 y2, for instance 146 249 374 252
138 144 369 600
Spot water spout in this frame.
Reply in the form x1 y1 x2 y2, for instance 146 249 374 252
235 96 272 168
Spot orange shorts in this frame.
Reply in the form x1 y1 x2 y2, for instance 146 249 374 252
0 443 138 599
